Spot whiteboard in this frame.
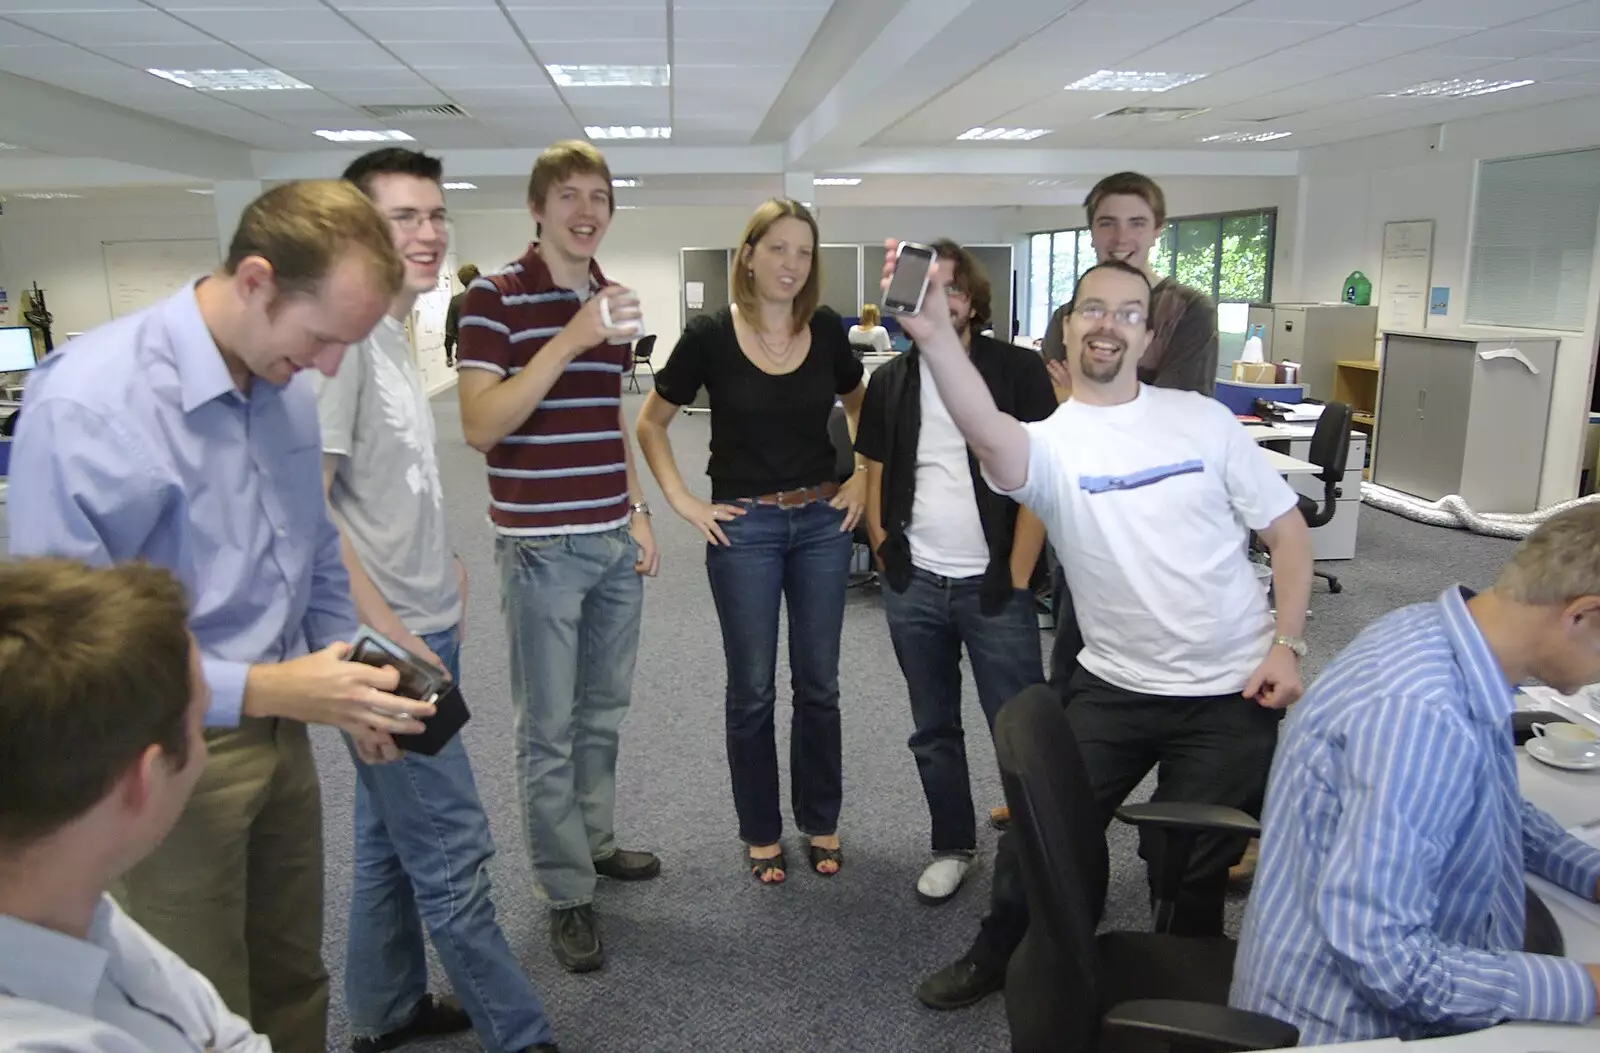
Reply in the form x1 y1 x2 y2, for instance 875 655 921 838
102 239 221 319
1377 220 1434 332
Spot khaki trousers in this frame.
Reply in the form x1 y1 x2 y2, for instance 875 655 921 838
115 717 328 1053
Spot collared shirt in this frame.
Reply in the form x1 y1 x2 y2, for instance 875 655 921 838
0 896 268 1053
1231 586 1600 1044
7 282 356 727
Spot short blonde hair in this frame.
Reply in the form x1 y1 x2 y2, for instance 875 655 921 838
731 198 820 335
860 303 880 327
528 139 614 213
224 180 402 304
1496 504 1600 605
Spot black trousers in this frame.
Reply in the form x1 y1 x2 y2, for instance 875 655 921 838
971 662 1282 968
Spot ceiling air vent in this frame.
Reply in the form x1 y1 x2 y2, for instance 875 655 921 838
1095 105 1211 122
360 103 471 120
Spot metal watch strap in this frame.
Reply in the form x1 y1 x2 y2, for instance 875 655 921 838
1274 635 1307 659
629 502 651 517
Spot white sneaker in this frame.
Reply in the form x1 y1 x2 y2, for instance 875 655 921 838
916 855 972 905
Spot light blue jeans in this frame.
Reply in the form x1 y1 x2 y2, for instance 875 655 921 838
496 526 643 909
344 627 555 1051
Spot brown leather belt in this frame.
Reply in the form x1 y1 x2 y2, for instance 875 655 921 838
745 481 839 508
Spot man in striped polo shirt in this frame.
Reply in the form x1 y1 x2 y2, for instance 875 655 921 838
456 140 661 975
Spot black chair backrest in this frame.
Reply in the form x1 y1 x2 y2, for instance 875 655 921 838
996 685 1108 1051
1307 401 1352 485
827 404 853 482
633 334 656 362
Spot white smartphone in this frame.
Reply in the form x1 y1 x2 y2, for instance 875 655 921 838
883 241 936 315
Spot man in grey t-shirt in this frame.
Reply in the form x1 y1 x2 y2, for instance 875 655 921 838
318 148 560 1053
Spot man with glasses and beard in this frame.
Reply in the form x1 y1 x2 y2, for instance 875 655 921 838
899 256 1314 1011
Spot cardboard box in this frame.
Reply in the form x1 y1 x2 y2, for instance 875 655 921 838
1232 361 1277 383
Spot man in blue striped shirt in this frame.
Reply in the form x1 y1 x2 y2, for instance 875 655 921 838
1231 506 1600 1043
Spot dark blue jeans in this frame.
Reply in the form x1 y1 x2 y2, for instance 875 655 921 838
882 568 1044 854
705 499 852 846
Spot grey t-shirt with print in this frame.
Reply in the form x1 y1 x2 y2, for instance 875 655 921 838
316 316 460 635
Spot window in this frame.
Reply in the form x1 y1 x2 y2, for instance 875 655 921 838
1025 208 1276 337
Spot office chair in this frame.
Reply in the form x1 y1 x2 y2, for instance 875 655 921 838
625 335 657 394
827 405 876 589
994 685 1298 1053
1296 401 1353 594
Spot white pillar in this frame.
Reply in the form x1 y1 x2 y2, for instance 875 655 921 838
782 170 816 218
213 179 264 258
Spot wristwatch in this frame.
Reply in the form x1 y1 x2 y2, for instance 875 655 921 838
1274 635 1307 659
629 502 652 517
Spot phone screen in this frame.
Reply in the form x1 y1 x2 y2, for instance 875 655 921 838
350 638 445 702
884 243 935 314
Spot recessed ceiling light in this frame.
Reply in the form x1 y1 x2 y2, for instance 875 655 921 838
584 125 671 140
1199 130 1293 143
148 68 311 91
814 177 861 186
314 129 414 142
548 64 669 87
1027 178 1064 187
1379 77 1535 98
186 187 215 194
957 127 1051 141
612 178 641 188
443 181 477 190
1065 70 1207 93
0 142 19 150
617 205 640 210
15 192 83 200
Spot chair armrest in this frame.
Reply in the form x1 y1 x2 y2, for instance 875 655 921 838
1115 802 1261 837
1102 999 1299 1052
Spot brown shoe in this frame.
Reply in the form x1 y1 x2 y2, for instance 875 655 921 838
989 806 1010 830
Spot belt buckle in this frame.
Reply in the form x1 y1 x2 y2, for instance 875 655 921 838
776 487 807 508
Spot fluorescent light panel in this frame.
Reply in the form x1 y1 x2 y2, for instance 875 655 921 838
16 192 82 199
957 127 1050 141
443 181 477 190
548 64 669 87
186 187 215 194
1065 70 1206 92
1199 130 1292 143
314 129 414 142
1380 77 1534 98
0 142 19 150
585 125 671 139
611 178 641 188
148 68 310 91
814 177 861 186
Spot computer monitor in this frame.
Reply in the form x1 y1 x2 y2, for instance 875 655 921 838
0 327 37 373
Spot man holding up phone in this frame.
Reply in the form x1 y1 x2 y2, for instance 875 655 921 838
319 148 560 1053
457 140 660 975
7 181 437 1053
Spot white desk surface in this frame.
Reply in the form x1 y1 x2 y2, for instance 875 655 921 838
1262 447 1321 475
1245 422 1315 443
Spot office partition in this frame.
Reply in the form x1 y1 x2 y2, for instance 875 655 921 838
818 244 862 318
680 247 732 325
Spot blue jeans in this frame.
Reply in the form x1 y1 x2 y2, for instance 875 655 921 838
881 568 1044 854
496 527 643 908
344 627 555 1052
705 499 852 846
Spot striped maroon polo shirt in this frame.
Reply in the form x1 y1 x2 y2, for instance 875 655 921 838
456 244 631 536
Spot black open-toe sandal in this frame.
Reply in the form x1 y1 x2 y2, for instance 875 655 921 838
747 847 787 885
808 843 843 876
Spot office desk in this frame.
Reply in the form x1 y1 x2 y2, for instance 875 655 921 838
1248 422 1366 560
1262 448 1320 476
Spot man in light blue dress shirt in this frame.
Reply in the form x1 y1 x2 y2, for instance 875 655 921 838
1232 505 1600 1043
6 181 437 1053
0 559 268 1053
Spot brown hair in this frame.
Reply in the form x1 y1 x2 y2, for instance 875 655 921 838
731 198 821 335
0 559 194 848
457 263 480 286
932 239 993 330
224 180 403 306
528 139 614 213
1084 171 1168 228
1495 505 1600 605
860 303 880 327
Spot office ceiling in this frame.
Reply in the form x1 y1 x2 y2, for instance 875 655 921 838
0 0 1598 196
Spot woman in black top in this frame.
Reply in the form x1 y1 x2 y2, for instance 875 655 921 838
635 199 867 884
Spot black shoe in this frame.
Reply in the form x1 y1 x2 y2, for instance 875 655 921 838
594 848 661 881
549 904 603 973
916 954 1005 1011
350 994 471 1053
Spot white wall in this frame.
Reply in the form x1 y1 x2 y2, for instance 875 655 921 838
450 204 1014 367
1281 96 1600 506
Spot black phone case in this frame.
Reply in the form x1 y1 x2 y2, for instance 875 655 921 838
347 629 470 755
392 682 471 756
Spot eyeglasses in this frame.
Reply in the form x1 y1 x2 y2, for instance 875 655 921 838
945 283 969 299
387 209 452 234
1073 303 1145 327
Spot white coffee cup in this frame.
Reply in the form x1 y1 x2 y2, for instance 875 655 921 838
1531 721 1599 762
599 290 645 345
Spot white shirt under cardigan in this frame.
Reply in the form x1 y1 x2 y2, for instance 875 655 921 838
0 895 268 1053
990 384 1298 697
906 363 991 580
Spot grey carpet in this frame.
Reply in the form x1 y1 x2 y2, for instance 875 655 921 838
310 387 1517 1052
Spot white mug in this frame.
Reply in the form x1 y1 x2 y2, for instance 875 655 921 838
599 290 645 345
1531 721 1599 762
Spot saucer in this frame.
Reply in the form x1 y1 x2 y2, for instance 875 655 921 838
1526 738 1600 772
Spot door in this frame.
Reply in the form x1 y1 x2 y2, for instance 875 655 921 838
1373 336 1470 500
